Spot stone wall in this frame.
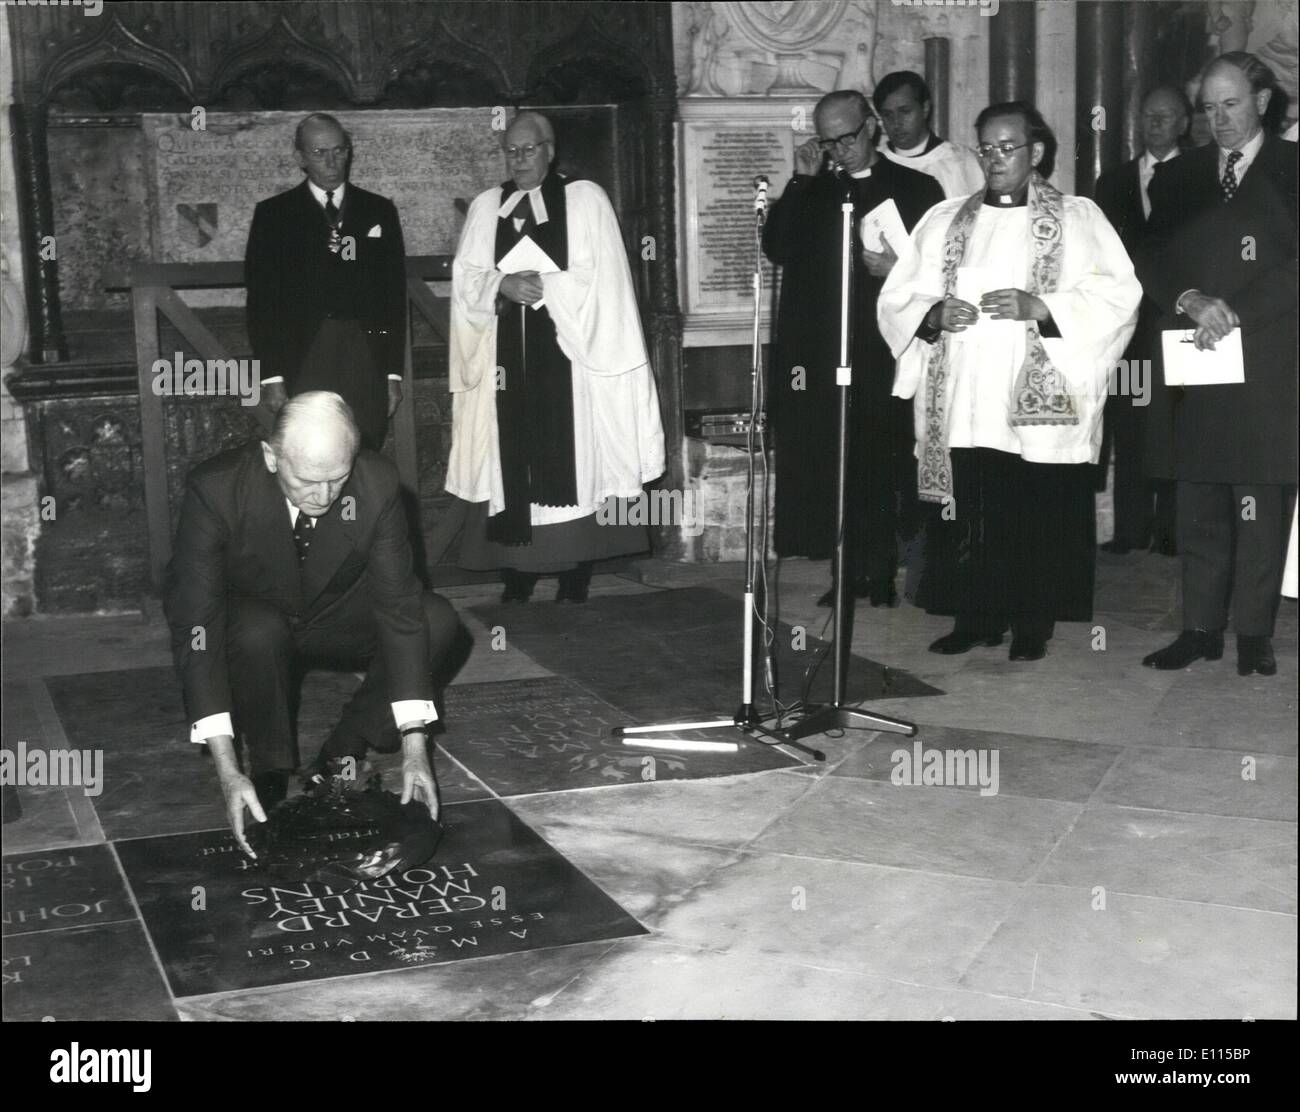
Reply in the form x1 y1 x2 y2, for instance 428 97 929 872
1 3 41 617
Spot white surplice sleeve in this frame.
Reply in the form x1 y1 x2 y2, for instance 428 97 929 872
449 187 505 394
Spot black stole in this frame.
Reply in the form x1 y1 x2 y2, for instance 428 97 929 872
490 170 580 545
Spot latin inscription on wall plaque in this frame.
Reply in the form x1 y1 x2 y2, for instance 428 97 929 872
678 98 815 345
141 110 506 306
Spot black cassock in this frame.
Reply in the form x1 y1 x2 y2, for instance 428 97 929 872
763 158 944 582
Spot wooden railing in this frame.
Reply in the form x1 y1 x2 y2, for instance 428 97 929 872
109 256 454 588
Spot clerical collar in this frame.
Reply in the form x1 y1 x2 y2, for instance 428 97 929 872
983 183 1029 207
889 133 943 158
498 182 549 224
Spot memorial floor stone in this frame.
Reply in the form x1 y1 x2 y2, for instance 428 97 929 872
2 843 134 936
2 921 176 1022
469 586 943 723
440 676 801 795
113 797 647 996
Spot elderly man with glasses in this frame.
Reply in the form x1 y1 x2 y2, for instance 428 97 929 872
764 90 944 609
880 101 1141 662
446 111 664 604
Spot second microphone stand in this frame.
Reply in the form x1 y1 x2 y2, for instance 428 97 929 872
776 168 916 745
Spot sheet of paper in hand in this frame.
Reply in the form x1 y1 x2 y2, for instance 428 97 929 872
497 236 560 310
1161 327 1245 385
955 264 1019 342
858 197 911 260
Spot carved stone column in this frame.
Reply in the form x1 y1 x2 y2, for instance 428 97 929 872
924 36 951 140
647 86 687 560
1075 0 1125 198
9 104 65 363
988 0 1036 104
1123 0 1157 163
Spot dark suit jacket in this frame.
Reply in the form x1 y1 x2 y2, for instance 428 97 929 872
1136 137 1298 484
762 156 945 557
245 181 407 387
163 441 432 725
1094 156 1146 254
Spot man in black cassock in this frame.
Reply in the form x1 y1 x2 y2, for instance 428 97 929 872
764 90 944 607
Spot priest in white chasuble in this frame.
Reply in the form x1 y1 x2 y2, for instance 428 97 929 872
879 101 1141 662
875 70 985 200
447 111 665 604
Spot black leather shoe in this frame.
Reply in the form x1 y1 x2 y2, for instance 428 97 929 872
1008 634 1047 661
928 628 1005 654
869 579 899 608
500 569 538 603
1099 539 1134 554
1237 635 1277 676
1142 629 1224 669
817 585 836 608
1150 534 1178 557
555 564 592 603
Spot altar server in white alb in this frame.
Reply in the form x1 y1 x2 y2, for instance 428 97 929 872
875 70 985 200
448 111 665 604
879 101 1141 662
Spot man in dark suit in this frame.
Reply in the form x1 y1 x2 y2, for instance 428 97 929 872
246 113 407 451
764 89 945 608
164 392 460 855
1137 53 1298 677
1094 86 1189 556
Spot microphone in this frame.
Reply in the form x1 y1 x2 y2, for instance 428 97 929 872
754 174 769 216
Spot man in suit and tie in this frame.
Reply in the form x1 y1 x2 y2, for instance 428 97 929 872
246 113 407 451
1137 53 1298 677
1094 86 1189 556
164 392 461 855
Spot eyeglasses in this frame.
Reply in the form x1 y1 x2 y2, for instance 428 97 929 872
306 145 349 161
817 120 869 150
976 141 1030 159
505 142 549 160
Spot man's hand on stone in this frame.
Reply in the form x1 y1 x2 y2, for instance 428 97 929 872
219 771 266 859
400 731 440 822
500 271 544 305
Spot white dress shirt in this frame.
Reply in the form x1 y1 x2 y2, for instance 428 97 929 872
1138 147 1180 220
189 498 437 744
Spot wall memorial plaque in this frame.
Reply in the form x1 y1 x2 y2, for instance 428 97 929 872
677 97 815 346
141 109 506 307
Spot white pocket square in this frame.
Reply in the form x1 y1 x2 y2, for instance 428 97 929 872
367 224 383 238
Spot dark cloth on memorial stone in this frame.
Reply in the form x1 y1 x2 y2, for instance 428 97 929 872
763 158 945 577
245 181 407 450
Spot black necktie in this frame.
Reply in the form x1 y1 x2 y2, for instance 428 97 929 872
324 189 339 226
293 512 316 565
1221 150 1243 202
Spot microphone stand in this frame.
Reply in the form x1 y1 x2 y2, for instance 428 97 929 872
776 162 915 744
612 175 824 762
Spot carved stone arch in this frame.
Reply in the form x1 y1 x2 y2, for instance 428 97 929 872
526 17 656 103
208 15 361 107
379 36 509 107
40 14 195 107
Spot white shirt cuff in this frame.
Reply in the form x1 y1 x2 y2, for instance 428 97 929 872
1175 289 1199 314
387 374 403 381
191 712 233 744
260 376 284 385
392 700 438 728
